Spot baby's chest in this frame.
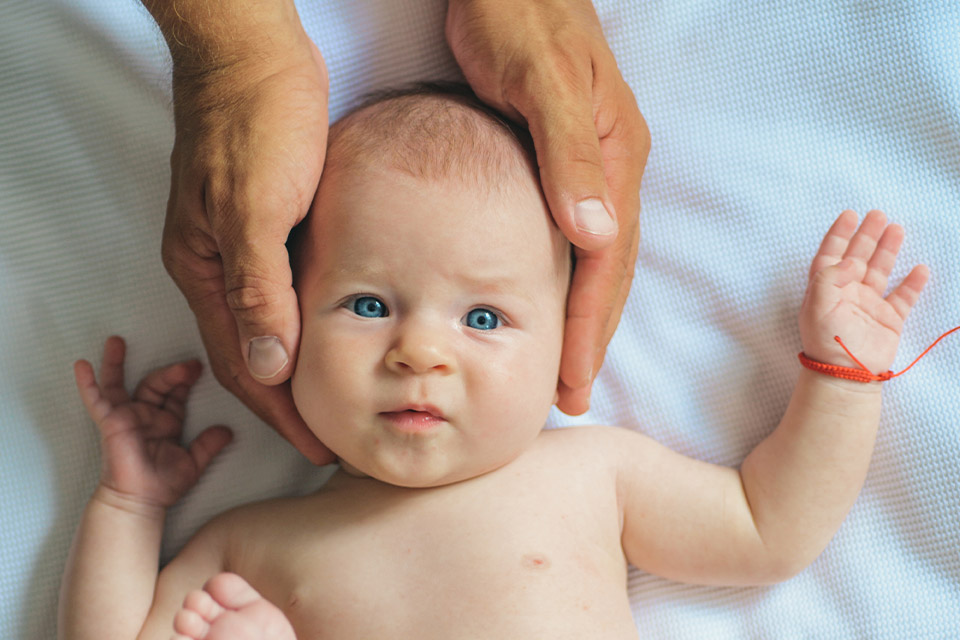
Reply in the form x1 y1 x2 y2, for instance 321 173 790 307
247 487 632 639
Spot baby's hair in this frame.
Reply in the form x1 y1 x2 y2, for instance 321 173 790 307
323 81 538 188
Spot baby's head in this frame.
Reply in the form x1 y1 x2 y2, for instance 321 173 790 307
290 84 571 488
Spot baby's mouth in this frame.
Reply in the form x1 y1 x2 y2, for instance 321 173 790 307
379 405 447 433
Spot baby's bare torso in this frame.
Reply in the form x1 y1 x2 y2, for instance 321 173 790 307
220 429 638 639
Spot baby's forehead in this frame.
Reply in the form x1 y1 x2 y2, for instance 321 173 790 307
301 164 570 296
323 162 554 250
324 158 540 224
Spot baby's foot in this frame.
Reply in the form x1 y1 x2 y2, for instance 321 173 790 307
172 572 296 640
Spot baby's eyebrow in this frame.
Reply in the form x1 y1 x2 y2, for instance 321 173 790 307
329 264 381 279
454 272 536 303
323 262 538 304
319 262 393 284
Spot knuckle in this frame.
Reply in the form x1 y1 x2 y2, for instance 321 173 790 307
206 176 305 246
504 50 591 117
553 136 605 179
224 277 276 317
161 220 218 281
222 266 289 332
160 231 180 274
205 178 242 234
160 229 193 281
629 110 652 158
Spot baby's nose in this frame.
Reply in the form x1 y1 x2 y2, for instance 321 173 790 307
384 320 455 375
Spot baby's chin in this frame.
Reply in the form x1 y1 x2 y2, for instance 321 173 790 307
337 458 372 480
336 455 511 489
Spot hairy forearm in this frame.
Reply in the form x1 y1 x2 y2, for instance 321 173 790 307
58 487 166 640
739 369 883 576
139 0 306 74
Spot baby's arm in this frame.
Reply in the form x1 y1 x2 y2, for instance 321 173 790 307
58 337 232 640
613 211 929 585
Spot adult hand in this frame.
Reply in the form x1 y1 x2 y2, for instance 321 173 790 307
145 0 335 463
446 0 650 415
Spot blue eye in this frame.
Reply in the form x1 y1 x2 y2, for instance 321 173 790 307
464 308 499 330
352 296 388 318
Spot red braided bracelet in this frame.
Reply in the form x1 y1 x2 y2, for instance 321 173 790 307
798 326 959 382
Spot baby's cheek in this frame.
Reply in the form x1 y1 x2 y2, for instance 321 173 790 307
293 333 355 427
290 357 324 429
480 351 553 434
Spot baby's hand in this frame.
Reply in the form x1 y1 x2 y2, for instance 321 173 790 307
799 210 929 374
74 336 232 510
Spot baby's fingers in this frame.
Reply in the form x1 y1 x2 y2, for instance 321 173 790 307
133 359 203 421
809 210 858 281
97 336 129 406
73 359 114 424
863 223 904 295
189 426 233 476
886 264 930 320
842 210 887 267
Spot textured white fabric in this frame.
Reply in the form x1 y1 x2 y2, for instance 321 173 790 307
2 1 958 638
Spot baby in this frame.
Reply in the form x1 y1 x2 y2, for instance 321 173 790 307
59 85 930 640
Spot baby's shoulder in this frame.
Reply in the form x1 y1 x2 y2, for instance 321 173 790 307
528 424 664 476
524 425 634 474
533 424 651 455
532 424 611 452
197 491 320 543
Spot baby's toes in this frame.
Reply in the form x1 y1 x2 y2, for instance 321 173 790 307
172 600 212 638
172 588 225 638
203 572 263 609
185 587 226 622
202 572 296 640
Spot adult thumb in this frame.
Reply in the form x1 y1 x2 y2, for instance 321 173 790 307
220 234 301 384
526 93 618 251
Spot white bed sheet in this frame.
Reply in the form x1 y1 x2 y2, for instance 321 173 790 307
1 0 958 637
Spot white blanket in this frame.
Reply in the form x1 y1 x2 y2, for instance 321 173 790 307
2 0 958 637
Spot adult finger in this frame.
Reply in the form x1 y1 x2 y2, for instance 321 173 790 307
216 224 302 385
556 82 647 413
556 221 638 415
521 75 619 251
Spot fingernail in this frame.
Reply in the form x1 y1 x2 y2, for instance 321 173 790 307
248 336 289 379
574 198 617 237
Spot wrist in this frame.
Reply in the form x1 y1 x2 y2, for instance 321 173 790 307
142 0 309 81
798 367 883 398
799 332 898 383
90 484 167 524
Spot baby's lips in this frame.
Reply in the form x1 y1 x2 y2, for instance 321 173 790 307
382 403 446 420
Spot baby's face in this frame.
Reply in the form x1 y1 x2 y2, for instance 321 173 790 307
291 163 568 487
